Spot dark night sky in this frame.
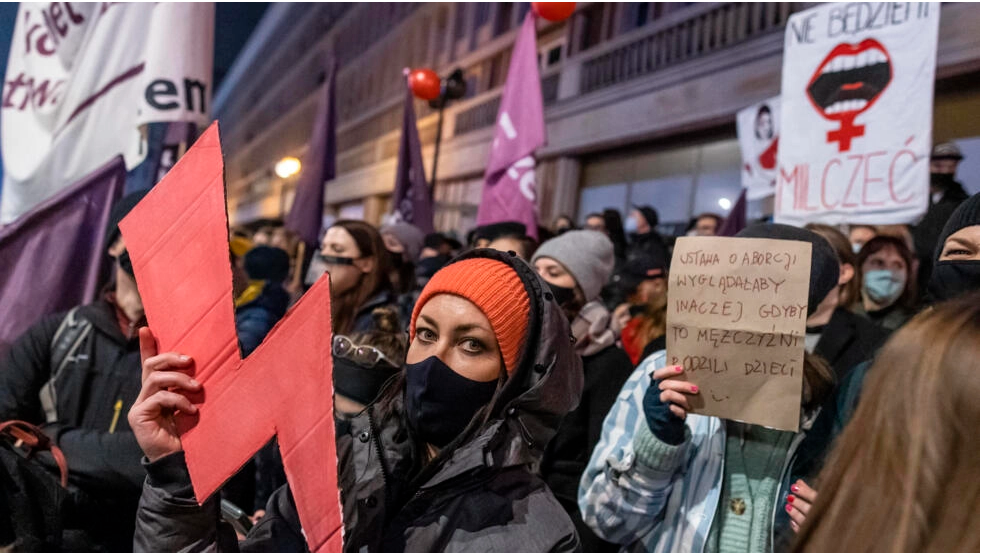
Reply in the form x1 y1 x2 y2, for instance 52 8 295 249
214 3 270 88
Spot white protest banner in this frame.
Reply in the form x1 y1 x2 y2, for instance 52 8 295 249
774 2 940 226
738 97 781 200
666 236 811 432
1 3 214 224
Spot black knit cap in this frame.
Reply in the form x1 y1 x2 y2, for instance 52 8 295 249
244 246 291 282
104 189 151 250
473 221 527 241
736 223 839 316
634 205 659 228
934 193 980 260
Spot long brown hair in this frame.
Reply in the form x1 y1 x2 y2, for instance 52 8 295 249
805 223 860 309
330 220 392 335
794 293 980 552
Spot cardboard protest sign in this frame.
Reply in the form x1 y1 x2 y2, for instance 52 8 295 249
119 123 342 552
666 237 811 431
737 96 781 200
775 2 940 226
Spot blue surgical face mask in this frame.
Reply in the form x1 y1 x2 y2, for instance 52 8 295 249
851 242 863 254
863 269 905 306
624 217 639 235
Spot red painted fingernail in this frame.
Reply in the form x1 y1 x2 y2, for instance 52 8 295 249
691 385 699 393
785 504 793 513
791 484 800 493
675 366 683 373
787 494 794 504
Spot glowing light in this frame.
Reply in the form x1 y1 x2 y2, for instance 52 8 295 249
718 198 732 210
275 157 301 179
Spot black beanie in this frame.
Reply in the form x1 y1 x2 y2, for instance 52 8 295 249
635 205 659 228
104 189 151 250
473 221 527 241
736 223 839 316
244 246 291 283
934 193 980 261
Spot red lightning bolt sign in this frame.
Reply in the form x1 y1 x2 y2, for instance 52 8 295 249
120 123 342 552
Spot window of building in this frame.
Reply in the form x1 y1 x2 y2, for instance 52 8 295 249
621 3 651 32
577 3 605 53
474 3 491 29
453 4 468 39
578 138 758 236
494 2 514 36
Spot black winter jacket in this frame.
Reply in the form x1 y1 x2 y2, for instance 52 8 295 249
132 249 585 552
0 298 146 550
542 344 633 552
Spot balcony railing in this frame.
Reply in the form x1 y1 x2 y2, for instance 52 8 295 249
580 2 796 95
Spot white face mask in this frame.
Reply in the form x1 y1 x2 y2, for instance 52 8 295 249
624 217 639 234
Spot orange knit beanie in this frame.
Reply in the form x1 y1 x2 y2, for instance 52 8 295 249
410 258 531 374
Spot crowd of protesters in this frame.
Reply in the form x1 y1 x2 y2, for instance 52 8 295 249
0 142 977 552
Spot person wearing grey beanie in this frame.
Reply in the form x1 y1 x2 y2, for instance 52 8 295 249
533 230 635 552
533 230 615 304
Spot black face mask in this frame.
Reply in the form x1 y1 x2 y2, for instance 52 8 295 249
930 172 958 192
546 280 576 307
118 250 135 278
323 254 356 266
388 249 405 269
928 260 979 302
404 356 498 448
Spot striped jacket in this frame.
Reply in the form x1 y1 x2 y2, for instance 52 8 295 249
578 350 813 552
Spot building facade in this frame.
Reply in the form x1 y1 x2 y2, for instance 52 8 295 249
214 2 980 238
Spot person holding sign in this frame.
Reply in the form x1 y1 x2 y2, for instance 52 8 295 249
579 225 839 553
129 249 584 552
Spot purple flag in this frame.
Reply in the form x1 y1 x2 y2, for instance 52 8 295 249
0 156 126 352
391 75 435 233
718 188 748 237
475 12 545 240
286 57 337 248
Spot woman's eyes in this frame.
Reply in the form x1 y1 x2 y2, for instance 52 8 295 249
943 247 972 257
460 338 485 354
417 328 437 342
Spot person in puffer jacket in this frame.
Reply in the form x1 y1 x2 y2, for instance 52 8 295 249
127 248 584 552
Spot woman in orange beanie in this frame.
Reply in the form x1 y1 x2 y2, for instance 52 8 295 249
129 249 585 552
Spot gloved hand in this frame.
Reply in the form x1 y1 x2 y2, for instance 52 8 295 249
642 365 699 445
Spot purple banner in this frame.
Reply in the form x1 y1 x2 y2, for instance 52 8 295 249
286 57 337 248
475 12 545 240
0 156 126 352
391 77 435 233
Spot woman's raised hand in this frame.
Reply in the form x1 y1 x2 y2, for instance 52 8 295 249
127 327 201 462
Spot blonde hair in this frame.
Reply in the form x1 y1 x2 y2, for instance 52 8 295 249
795 293 980 552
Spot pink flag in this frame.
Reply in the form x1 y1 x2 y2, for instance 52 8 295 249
475 12 545 240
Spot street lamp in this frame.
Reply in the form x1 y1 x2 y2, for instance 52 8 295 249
275 156 302 179
428 68 467 187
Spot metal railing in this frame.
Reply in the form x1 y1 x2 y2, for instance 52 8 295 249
580 3 796 94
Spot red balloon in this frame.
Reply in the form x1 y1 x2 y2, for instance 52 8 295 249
532 2 576 22
408 68 441 101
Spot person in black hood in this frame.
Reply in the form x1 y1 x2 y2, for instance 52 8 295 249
928 193 980 302
912 142 970 296
0 189 151 551
128 248 584 552
624 205 670 268
235 246 291 357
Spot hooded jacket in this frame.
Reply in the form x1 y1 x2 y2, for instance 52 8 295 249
132 249 585 552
